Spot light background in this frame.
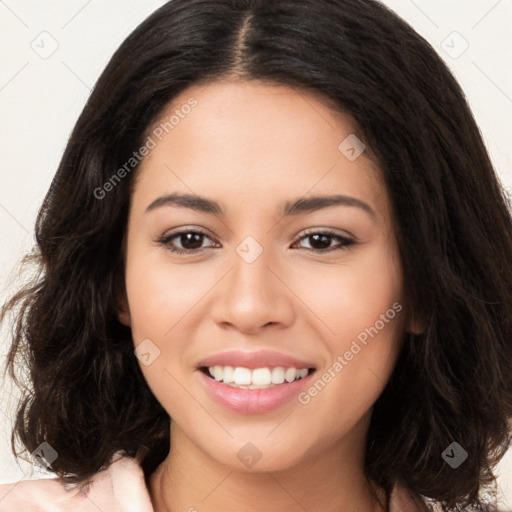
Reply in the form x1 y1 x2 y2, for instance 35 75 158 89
0 0 511 507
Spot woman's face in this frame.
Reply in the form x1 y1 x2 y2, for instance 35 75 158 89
118 79 409 472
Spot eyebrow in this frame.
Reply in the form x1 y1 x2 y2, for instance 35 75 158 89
145 192 376 219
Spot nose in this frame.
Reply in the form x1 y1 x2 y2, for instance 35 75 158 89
210 246 295 334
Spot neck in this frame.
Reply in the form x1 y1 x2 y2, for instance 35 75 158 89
149 420 387 512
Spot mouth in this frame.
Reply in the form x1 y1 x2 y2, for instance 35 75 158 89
199 365 316 389
197 364 317 414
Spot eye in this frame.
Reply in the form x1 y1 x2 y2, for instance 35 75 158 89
156 228 217 255
156 227 356 255
292 229 356 253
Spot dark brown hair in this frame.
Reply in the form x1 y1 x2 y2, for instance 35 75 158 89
2 1 512 510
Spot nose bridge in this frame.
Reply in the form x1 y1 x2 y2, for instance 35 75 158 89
212 234 294 331
230 234 278 306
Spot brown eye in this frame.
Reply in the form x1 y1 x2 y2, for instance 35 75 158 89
158 229 216 254
294 230 356 253
156 228 356 256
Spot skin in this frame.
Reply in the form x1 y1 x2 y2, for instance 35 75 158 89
117 78 417 512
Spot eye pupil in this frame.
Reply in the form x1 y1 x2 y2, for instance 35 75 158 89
181 232 204 250
309 234 331 250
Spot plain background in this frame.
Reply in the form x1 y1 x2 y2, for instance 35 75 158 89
0 0 511 507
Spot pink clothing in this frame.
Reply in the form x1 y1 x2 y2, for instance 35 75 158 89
0 452 154 512
0 451 440 511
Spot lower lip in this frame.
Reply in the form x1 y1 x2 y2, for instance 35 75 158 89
197 369 315 414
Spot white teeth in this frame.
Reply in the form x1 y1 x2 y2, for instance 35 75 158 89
223 366 235 383
271 367 285 384
233 367 252 385
206 365 310 387
285 368 297 382
212 365 223 381
252 367 272 386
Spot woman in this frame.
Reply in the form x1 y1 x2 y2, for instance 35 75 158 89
1 0 511 511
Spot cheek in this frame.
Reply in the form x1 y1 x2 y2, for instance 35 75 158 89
295 241 403 343
124 241 203 343
294 242 404 410
124 245 198 414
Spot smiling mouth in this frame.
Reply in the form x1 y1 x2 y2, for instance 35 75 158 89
199 366 316 389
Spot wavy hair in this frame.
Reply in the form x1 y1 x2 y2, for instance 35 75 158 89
2 1 512 510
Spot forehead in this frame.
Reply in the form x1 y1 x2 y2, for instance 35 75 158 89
132 79 390 224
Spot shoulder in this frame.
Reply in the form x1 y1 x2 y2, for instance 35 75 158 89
0 476 83 512
0 452 154 512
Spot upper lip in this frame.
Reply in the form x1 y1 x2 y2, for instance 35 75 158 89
197 350 316 370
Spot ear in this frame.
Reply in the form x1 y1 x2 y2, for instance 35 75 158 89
405 310 425 335
114 268 131 327
115 235 131 327
116 290 131 327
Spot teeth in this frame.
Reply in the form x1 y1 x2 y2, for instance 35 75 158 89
285 368 297 382
271 367 285 384
207 366 309 387
223 366 235 383
234 367 252 385
252 367 271 386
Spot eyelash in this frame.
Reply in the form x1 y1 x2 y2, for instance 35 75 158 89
156 228 356 255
